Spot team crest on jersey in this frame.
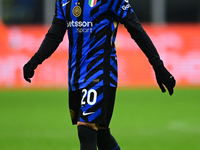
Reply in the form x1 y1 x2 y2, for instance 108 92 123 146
89 0 97 7
70 109 75 119
73 3 82 17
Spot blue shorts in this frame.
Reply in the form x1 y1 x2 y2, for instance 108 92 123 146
69 86 116 127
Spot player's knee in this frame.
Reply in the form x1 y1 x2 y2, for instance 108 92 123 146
77 121 98 130
98 126 108 130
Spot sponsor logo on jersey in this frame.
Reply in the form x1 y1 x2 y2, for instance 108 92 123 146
62 1 70 7
122 0 131 10
82 111 94 116
67 20 93 28
89 0 97 7
67 20 93 33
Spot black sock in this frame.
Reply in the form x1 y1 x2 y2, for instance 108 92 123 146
97 128 121 150
78 125 98 150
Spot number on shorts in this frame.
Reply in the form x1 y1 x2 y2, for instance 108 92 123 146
81 89 97 105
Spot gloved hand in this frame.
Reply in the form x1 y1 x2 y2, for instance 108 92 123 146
153 65 176 95
23 55 41 83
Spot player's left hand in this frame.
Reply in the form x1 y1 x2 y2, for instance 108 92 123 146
153 65 176 96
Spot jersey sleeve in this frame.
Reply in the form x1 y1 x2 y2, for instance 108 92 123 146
124 14 163 67
54 0 65 20
109 0 134 24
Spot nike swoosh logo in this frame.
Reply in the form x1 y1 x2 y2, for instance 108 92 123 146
82 111 94 116
62 1 70 7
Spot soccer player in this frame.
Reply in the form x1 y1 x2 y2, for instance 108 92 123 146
23 0 176 149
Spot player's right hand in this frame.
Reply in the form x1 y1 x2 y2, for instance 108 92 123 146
23 56 40 83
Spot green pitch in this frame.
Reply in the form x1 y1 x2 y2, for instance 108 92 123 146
0 88 200 150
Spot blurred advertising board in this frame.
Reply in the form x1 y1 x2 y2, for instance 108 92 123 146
0 20 200 88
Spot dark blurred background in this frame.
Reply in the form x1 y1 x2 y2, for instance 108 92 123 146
0 0 200 24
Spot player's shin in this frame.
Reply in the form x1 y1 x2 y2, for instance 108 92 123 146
78 125 98 150
97 128 121 150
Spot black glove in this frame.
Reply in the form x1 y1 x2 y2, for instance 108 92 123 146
23 55 41 83
153 65 176 95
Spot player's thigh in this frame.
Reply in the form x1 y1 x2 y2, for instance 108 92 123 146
69 86 116 127
79 86 116 127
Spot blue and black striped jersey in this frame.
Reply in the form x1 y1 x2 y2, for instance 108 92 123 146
54 0 134 91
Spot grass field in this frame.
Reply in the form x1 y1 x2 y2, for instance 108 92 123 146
0 88 200 150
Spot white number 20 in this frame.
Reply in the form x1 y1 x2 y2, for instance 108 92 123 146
81 89 97 105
